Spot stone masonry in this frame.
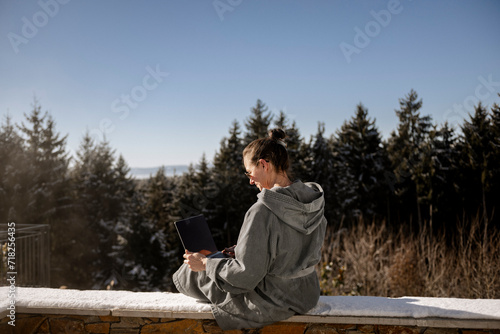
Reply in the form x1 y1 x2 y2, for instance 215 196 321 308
1 314 499 334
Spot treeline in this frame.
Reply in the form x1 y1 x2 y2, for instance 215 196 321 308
1 90 499 292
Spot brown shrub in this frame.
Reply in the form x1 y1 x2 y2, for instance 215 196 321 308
319 216 500 298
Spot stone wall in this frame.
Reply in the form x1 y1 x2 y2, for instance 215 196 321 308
1 313 499 334
2 288 499 334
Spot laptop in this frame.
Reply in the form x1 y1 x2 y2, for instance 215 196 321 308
174 215 227 258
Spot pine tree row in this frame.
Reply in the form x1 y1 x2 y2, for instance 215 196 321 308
1 91 499 291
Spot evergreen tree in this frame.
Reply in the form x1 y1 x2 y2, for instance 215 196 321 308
427 123 460 233
195 153 211 191
17 102 73 287
386 90 432 230
329 132 357 226
459 102 495 227
273 111 306 180
489 98 500 226
211 121 252 246
17 102 70 225
333 103 389 224
107 154 136 288
142 166 177 231
177 153 215 220
244 99 273 145
305 123 333 185
0 115 25 223
124 167 178 291
491 98 500 144
173 164 199 219
305 122 335 225
195 153 220 223
70 133 135 289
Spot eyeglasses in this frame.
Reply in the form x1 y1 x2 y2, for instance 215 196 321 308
245 161 259 179
244 160 268 179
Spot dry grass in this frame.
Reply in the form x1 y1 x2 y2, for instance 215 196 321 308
319 217 500 298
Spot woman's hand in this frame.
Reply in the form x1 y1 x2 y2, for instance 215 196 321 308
183 250 207 272
222 245 236 258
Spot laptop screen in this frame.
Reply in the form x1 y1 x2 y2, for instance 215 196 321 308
174 215 219 254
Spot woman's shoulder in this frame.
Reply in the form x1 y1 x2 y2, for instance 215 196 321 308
240 201 276 234
246 200 272 217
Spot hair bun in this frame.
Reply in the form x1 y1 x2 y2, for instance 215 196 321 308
268 128 287 148
268 128 286 141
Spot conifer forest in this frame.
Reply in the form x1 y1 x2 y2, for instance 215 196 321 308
1 90 499 298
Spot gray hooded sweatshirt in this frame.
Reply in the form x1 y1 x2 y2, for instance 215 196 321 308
173 180 327 330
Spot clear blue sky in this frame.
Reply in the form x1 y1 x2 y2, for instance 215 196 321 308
1 1 499 167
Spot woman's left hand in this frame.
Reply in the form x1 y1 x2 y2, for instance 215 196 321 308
222 245 236 258
183 250 207 272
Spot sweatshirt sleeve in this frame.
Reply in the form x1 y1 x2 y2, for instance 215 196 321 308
205 203 274 294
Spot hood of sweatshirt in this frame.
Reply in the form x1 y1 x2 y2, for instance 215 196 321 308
257 180 326 235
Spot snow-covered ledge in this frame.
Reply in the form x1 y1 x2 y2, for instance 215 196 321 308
1 287 500 332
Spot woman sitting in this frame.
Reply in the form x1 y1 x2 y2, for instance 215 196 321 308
173 128 327 330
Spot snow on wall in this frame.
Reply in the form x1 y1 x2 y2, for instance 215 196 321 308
309 295 500 319
1 287 500 321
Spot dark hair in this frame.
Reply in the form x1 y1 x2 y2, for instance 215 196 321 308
243 128 291 175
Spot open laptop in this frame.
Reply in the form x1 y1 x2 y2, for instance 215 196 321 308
174 215 227 258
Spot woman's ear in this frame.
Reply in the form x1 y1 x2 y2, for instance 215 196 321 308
259 159 270 171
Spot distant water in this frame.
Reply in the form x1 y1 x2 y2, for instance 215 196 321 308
129 165 189 179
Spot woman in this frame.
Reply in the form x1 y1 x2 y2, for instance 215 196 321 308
173 128 327 330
